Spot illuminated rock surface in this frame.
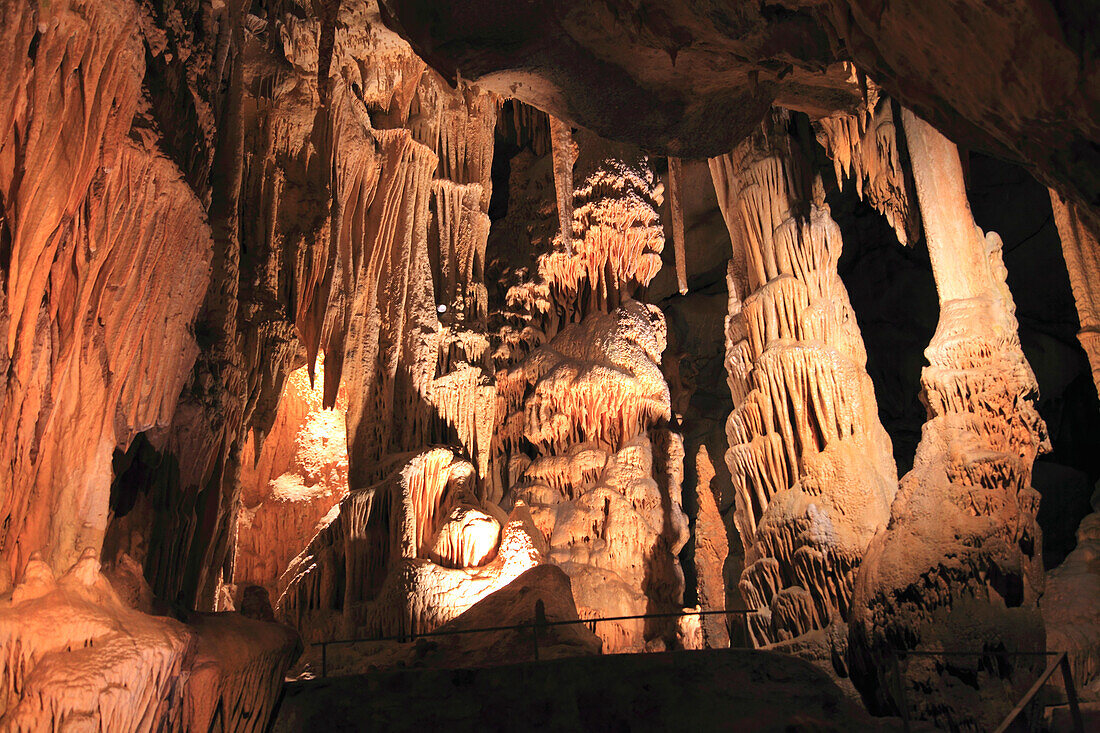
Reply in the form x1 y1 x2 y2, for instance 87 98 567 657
0 0 1097 729
0 549 298 731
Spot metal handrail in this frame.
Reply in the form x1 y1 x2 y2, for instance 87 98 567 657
310 607 754 677
888 649 1084 733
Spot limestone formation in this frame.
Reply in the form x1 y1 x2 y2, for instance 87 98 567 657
0 549 298 731
279 447 543 643
0 0 1097 728
711 109 897 648
234 363 350 604
848 110 1050 730
815 88 920 247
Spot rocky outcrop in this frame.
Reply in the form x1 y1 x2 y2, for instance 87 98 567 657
0 549 298 731
849 110 1050 730
711 109 897 648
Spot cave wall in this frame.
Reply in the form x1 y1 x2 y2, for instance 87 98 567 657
1 0 1099 729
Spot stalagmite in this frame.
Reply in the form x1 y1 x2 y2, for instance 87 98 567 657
503 302 689 652
848 110 1050 730
691 445 731 648
668 157 690 295
710 109 897 650
0 549 298 730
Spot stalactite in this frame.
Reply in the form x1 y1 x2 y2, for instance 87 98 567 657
815 92 920 247
549 115 578 255
848 109 1049 730
668 157 689 295
710 109 896 649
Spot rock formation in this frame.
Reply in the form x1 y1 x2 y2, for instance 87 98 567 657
848 110 1050 730
233 362 350 604
711 109 897 649
279 446 543 647
0 548 298 731
1 0 1097 729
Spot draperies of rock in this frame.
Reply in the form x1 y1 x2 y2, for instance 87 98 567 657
278 447 542 643
0 548 298 731
848 110 1049 729
234 363 350 603
710 110 897 649
0 0 213 587
1049 191 1100 397
504 302 689 652
815 90 921 248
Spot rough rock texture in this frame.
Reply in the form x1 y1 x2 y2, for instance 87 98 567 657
380 0 1100 225
279 447 543 643
0 0 212 586
233 363 350 603
711 109 896 648
0 549 298 731
848 111 1050 730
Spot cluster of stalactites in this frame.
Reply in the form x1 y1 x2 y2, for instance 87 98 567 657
816 94 920 247
499 301 672 458
537 149 665 318
713 109 896 646
430 179 491 327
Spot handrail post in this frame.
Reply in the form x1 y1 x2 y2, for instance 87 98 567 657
321 642 327 678
1059 653 1084 733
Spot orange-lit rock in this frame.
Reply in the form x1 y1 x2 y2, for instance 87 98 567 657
234 363 350 603
849 110 1049 729
0 549 298 730
711 109 897 648
506 302 689 652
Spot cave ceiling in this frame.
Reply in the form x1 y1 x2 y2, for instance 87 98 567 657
379 0 1100 218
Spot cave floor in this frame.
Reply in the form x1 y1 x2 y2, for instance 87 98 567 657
272 647 903 732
